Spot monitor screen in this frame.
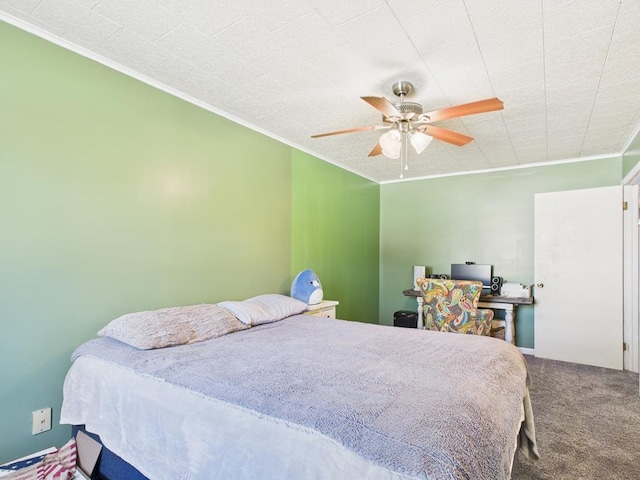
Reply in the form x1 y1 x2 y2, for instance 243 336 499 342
450 263 492 289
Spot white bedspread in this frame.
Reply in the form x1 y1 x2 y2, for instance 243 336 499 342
62 356 415 480
61 316 536 479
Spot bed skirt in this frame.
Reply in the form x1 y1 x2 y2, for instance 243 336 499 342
72 426 148 480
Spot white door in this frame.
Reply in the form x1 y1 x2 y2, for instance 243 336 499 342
534 185 623 369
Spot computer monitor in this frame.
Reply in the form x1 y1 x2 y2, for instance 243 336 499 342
450 263 492 291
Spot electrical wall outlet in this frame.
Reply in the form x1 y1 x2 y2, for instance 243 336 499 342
32 407 52 435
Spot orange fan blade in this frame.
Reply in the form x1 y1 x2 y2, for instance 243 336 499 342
361 96 401 118
423 98 503 123
368 142 382 157
311 125 388 138
422 125 474 146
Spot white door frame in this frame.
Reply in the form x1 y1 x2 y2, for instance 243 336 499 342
622 165 640 374
622 184 638 372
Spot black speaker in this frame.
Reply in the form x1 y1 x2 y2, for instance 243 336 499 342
490 276 503 295
429 274 449 280
394 310 418 328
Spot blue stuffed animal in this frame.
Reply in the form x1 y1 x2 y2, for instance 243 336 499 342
291 269 324 305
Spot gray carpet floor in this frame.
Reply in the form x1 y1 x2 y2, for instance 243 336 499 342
512 355 640 479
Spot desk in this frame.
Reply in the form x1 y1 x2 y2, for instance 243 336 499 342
402 289 533 344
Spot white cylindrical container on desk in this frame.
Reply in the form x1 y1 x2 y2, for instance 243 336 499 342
413 266 426 291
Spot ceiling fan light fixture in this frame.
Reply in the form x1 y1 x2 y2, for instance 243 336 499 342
382 147 401 159
380 129 401 159
379 129 401 151
410 131 433 154
310 80 504 178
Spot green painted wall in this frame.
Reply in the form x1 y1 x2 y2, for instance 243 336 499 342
291 151 380 323
622 153 639 178
0 22 294 462
622 130 640 179
379 157 622 347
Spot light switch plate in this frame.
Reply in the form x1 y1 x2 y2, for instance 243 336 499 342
32 407 52 435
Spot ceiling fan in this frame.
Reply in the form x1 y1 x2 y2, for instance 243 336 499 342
311 81 504 177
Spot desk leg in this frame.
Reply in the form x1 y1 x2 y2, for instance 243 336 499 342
504 305 515 344
416 296 424 329
478 300 518 345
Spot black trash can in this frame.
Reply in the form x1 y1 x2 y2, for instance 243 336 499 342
393 310 418 328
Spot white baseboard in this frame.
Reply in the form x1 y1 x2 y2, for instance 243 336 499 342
518 347 535 356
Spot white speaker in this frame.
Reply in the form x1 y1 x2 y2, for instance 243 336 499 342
413 266 426 290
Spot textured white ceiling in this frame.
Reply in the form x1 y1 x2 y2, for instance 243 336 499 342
2 0 639 183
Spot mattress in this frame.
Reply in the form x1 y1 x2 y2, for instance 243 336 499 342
61 315 537 479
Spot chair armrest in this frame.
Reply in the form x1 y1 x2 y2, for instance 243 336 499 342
475 309 494 336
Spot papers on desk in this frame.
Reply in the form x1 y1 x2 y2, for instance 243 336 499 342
501 283 531 298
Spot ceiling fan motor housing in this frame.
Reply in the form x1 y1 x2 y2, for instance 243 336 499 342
393 102 423 115
383 102 424 124
389 80 422 117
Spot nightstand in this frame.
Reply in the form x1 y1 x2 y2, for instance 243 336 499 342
303 300 339 319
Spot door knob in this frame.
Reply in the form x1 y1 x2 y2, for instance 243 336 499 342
536 283 544 288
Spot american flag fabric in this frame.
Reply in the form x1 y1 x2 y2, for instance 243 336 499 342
0 454 49 472
2 439 76 480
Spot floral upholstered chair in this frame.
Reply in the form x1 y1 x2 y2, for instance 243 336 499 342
415 278 493 335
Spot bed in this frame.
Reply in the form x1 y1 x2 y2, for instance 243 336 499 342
61 297 538 480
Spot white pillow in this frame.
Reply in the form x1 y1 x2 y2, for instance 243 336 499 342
98 304 248 350
217 300 275 326
219 294 307 326
249 294 307 320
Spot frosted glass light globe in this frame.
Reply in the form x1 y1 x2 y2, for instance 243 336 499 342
380 129 401 159
410 131 433 154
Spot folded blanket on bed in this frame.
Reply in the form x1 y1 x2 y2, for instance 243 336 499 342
71 316 538 479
